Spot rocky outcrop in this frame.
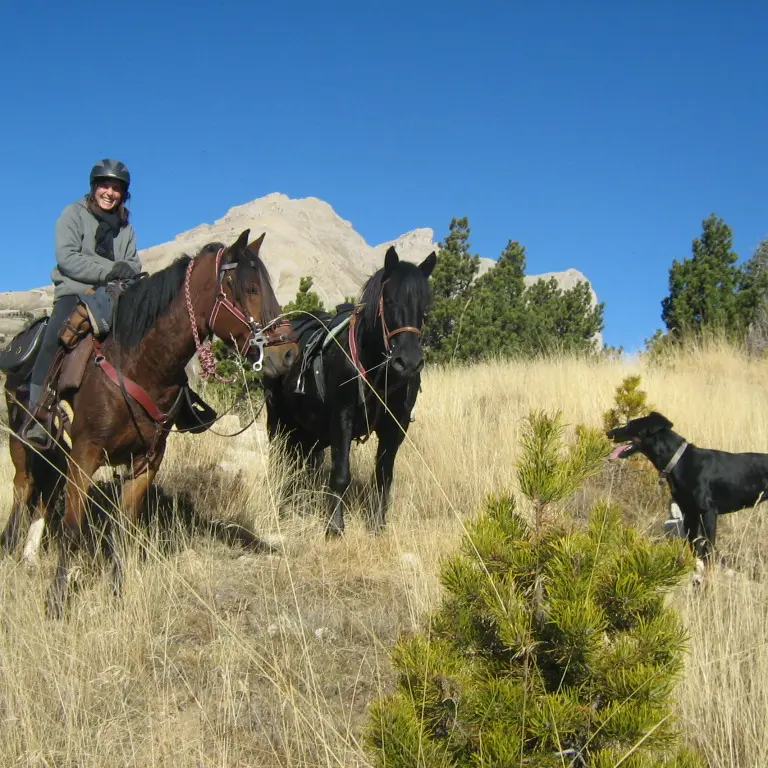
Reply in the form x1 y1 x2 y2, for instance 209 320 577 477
0 193 599 343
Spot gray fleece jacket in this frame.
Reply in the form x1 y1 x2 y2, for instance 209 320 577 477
51 197 141 300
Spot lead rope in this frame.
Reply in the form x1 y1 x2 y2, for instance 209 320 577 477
348 310 374 442
184 257 234 384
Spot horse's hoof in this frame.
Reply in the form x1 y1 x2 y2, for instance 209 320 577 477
325 520 344 538
45 592 65 620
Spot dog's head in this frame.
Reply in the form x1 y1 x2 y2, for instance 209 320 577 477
605 411 674 460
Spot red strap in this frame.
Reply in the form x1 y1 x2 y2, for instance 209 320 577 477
348 311 367 381
92 339 169 423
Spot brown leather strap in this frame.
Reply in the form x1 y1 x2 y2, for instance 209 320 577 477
264 319 296 346
387 326 421 340
93 339 170 423
377 294 421 349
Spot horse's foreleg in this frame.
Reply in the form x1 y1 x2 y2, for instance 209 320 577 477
327 406 354 537
110 463 159 598
373 442 398 532
1 484 32 557
46 444 102 619
372 415 408 532
1 436 35 555
21 451 66 569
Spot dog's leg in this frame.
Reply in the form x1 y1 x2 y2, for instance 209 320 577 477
699 505 718 562
680 502 713 566
681 504 700 552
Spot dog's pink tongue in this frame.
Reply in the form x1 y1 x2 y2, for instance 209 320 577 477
608 444 628 461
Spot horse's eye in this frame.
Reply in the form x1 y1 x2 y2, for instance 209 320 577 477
247 285 260 296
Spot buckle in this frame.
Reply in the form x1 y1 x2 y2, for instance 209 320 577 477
249 330 267 372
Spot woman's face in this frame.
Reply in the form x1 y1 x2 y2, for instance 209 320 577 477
93 179 124 211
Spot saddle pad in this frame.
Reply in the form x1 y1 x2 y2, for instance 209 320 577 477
293 304 357 399
289 303 357 352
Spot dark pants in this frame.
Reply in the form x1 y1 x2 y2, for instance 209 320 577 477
29 295 79 405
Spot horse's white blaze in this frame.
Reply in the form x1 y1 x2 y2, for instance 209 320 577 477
21 517 45 567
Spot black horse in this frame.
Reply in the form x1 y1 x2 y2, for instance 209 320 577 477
263 246 436 536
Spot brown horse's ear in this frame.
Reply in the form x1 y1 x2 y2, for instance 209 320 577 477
248 232 266 255
383 246 399 278
419 251 437 278
226 229 251 262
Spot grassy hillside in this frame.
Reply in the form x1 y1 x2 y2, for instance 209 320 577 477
1 341 767 766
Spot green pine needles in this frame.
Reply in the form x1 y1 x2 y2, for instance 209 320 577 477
365 410 702 767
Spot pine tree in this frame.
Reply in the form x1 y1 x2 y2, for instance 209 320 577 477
210 338 263 415
422 217 480 363
365 411 701 767
283 276 326 315
457 239 527 360
423 219 605 363
603 375 654 432
742 238 768 353
661 214 743 337
522 277 604 355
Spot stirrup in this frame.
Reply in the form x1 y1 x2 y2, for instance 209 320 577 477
20 410 54 450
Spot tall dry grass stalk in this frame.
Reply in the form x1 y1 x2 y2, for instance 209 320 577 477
1 340 767 766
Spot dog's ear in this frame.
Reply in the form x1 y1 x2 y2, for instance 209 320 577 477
644 411 673 436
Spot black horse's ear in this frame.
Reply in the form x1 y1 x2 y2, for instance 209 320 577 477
248 232 266 255
383 246 399 278
227 229 251 261
419 251 437 278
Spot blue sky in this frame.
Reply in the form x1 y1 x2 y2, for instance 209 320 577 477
1 0 766 351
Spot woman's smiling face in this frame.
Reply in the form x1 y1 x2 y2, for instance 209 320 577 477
93 179 124 211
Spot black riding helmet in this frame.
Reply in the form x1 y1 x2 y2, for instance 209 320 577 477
89 159 131 191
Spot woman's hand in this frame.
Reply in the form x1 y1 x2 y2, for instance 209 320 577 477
105 261 137 282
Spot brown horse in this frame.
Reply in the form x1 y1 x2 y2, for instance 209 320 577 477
1 229 290 617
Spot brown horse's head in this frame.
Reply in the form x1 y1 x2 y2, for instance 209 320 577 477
210 230 297 377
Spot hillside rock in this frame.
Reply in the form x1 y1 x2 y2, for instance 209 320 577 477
0 193 600 344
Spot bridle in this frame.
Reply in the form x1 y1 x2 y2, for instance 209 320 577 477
184 248 291 381
86 246 292 470
349 280 423 382
377 291 421 353
344 279 424 443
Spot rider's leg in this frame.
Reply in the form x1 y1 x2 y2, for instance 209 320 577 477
24 296 79 446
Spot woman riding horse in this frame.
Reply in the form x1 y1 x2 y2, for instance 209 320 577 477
25 159 140 446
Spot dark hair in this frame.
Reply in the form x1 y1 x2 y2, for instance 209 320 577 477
196 242 225 256
112 255 191 349
87 183 131 225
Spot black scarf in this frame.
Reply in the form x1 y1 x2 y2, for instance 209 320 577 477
88 201 123 260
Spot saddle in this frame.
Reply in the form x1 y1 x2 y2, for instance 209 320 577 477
290 303 356 400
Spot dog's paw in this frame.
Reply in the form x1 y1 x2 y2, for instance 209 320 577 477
691 558 706 588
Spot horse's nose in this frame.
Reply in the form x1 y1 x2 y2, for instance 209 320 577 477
391 355 423 375
391 355 407 374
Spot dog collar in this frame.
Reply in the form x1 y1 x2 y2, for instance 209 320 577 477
660 441 688 480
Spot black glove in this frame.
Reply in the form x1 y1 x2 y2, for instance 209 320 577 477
105 261 136 282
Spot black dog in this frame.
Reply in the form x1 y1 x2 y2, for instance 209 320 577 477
606 411 768 560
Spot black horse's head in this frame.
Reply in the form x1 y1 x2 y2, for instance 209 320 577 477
359 246 437 378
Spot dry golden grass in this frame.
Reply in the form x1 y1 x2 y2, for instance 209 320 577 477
2 340 768 766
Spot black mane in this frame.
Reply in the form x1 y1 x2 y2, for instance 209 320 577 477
113 256 191 349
